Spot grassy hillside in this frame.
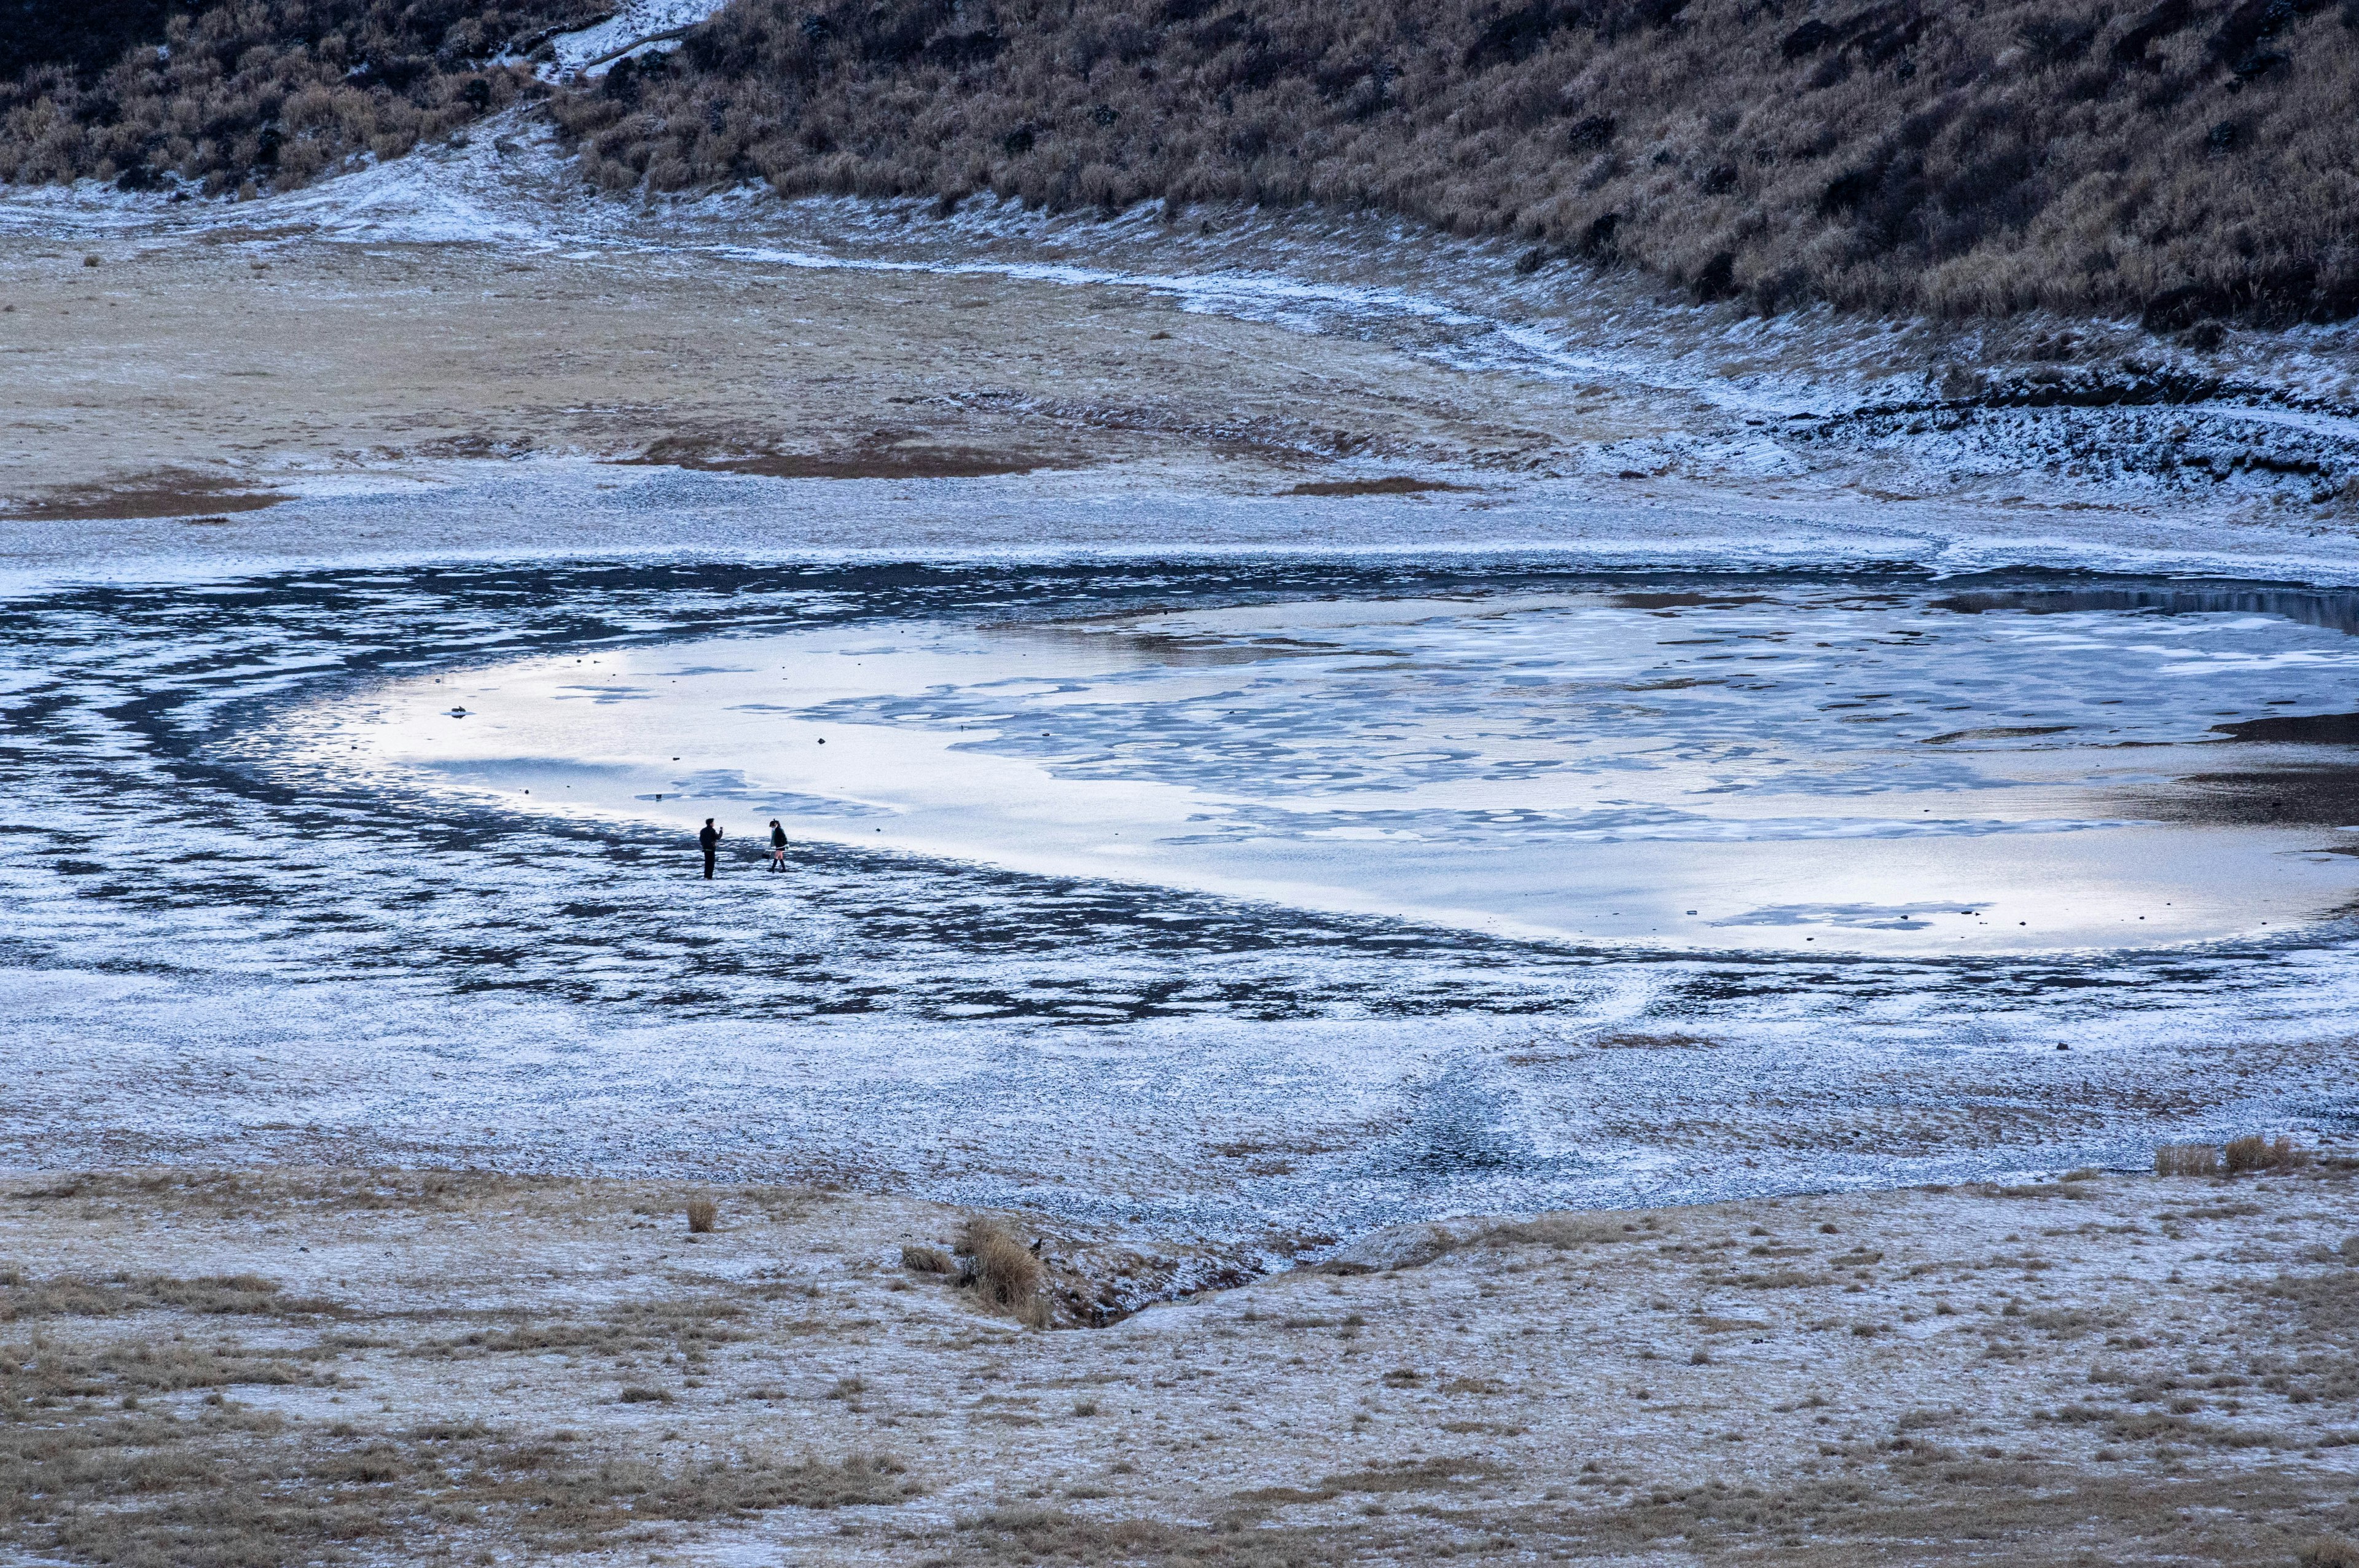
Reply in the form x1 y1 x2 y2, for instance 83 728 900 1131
556 0 2359 327
6 0 2358 328
0 0 595 194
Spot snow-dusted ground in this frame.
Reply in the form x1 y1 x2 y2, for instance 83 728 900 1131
536 0 733 77
6 1165 2352 1566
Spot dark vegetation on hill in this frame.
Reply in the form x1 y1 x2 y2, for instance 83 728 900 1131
0 0 594 193
558 0 2359 327
5 0 2359 329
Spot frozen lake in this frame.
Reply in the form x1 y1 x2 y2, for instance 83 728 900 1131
319 579 2359 956
6 552 2358 1249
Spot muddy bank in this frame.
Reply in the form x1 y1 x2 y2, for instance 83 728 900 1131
4 173 2358 560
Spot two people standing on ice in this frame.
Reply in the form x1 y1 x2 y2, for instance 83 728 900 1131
697 817 789 878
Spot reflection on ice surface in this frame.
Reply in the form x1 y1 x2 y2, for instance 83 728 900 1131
322 583 2359 954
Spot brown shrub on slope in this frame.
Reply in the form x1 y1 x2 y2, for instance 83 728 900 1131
552 0 2359 324
0 0 598 193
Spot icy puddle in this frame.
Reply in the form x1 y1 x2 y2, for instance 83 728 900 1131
317 581 2359 956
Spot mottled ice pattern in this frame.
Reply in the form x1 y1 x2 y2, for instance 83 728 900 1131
6 556 2359 1244
310 577 2359 953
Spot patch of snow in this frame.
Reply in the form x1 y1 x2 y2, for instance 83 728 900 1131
541 0 732 78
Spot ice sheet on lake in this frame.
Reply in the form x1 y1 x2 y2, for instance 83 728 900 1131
4 556 2359 1245
313 583 2359 954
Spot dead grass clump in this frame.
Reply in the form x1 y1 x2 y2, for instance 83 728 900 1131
619 435 1054 480
1319 1456 1508 1494
780 1453 919 1508
2223 1134 2307 1172
2156 1144 2221 1177
685 1196 718 1233
958 1507 1187 1559
901 1243 955 1274
2299 1537 2359 1568
1471 1214 1634 1252
0 1271 354 1323
0 1366 919 1566
958 1219 1048 1328
1729 1269 1834 1290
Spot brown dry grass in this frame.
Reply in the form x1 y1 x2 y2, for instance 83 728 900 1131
0 2 596 195
615 432 1062 479
961 1216 1050 1328
546 0 2359 324
12 2 2358 325
2224 1133 2306 1172
0 1290 920 1566
2156 1142 2222 1176
686 1195 718 1233
0 470 289 523
902 1242 955 1273
1595 1029 1718 1049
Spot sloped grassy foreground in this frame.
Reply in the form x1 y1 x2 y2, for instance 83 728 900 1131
6 0 2359 327
2 1160 2356 1566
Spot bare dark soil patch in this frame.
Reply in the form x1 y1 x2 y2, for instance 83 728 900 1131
619 435 1065 480
2122 764 2359 827
0 472 288 521
2213 711 2359 746
1281 476 1474 497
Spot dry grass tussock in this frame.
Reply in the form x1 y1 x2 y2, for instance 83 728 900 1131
545 0 2359 325
0 0 598 194
1469 1212 1646 1250
0 1267 350 1322
2156 1141 2223 1176
2224 1132 2309 1172
685 1194 718 1233
901 1242 955 1273
2156 1131 2312 1176
959 1215 1050 1328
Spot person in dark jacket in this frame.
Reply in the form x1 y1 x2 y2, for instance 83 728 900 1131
767 819 788 873
698 818 722 879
